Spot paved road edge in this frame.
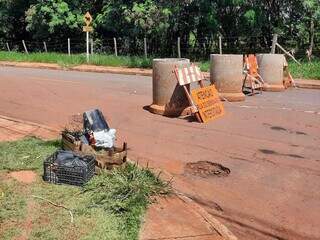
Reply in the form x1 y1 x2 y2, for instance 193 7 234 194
1 61 319 90
0 114 60 133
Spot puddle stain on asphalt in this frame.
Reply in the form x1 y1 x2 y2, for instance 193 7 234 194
271 126 287 131
259 149 305 159
263 123 308 136
295 131 307 135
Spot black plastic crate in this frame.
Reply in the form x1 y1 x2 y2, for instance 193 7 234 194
43 151 95 186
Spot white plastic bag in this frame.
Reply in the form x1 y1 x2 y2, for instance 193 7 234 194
93 129 116 148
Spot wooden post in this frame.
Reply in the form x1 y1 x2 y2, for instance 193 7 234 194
177 37 181 58
68 38 71 56
271 34 278 54
91 38 93 55
276 43 301 65
43 42 47 53
219 36 222 54
6 43 10 52
22 40 28 54
113 37 118 56
144 37 147 58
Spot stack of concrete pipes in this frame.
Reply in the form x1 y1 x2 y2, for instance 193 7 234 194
149 54 286 117
210 53 286 101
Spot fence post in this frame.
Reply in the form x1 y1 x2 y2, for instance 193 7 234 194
91 39 93 55
43 42 47 53
113 37 118 56
68 38 71 56
271 34 278 54
22 40 28 54
177 37 181 58
6 43 10 52
219 36 222 54
144 37 147 58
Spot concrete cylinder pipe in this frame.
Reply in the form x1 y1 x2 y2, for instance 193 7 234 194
210 54 245 102
148 58 191 116
257 54 285 92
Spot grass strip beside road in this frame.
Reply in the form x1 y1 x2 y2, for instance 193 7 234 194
0 137 170 240
0 51 319 80
0 51 152 69
289 61 320 80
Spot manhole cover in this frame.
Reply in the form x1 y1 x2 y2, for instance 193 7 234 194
185 161 230 178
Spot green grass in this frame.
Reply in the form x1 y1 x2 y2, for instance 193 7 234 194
288 60 320 80
0 137 60 172
0 51 152 68
0 137 170 240
199 61 210 72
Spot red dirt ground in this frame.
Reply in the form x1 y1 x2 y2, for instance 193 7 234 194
9 171 37 184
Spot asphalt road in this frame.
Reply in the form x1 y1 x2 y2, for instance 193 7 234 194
0 66 319 240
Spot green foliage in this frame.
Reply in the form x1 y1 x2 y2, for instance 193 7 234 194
25 0 82 39
1 0 320 59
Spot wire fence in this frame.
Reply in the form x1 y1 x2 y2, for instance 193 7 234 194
0 35 319 61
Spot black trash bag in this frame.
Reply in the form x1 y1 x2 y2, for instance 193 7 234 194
54 150 88 168
83 109 109 132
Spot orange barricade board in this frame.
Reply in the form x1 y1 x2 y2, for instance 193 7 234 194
246 54 259 76
191 85 225 123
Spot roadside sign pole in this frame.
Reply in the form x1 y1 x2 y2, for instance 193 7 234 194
86 31 89 63
83 12 93 63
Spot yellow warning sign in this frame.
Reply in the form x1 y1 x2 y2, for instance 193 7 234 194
84 12 93 27
191 85 225 123
83 26 93 32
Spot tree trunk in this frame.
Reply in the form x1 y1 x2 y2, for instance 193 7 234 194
308 19 315 61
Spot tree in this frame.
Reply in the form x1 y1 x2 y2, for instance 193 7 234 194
25 0 83 39
300 0 320 59
0 0 34 41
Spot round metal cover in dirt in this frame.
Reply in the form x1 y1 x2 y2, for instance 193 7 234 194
185 161 230 177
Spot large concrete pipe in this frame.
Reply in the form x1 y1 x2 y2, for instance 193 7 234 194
257 54 285 91
148 58 191 116
210 54 245 102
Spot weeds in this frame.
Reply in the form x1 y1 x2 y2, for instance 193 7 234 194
82 163 171 238
0 137 59 172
